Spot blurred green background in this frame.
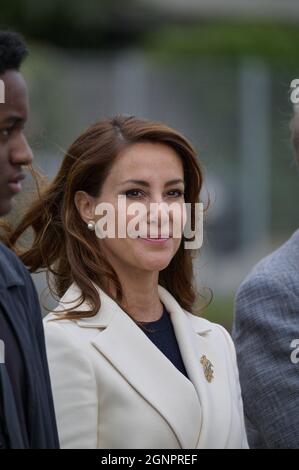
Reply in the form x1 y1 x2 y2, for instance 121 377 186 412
2 0 299 330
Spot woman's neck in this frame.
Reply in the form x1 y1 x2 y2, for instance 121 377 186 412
122 287 164 323
108 268 164 322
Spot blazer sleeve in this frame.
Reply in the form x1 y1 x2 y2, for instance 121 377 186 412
232 274 299 449
43 320 98 449
215 324 249 449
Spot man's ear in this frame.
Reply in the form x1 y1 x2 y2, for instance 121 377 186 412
74 191 96 224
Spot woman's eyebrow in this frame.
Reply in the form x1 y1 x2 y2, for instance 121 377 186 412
119 179 185 187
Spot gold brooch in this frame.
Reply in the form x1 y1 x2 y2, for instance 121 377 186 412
200 355 214 383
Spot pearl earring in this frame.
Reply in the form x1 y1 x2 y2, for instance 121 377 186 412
87 221 95 231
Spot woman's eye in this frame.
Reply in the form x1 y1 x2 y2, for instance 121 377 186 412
123 189 185 198
124 189 144 198
167 190 185 197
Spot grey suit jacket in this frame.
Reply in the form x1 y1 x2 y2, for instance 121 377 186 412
232 229 299 449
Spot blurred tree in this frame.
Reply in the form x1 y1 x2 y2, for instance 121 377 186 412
144 22 299 65
0 0 162 49
2 1 299 65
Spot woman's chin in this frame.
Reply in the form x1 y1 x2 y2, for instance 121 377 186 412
137 255 172 272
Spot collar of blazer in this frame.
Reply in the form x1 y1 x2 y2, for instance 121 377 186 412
51 283 232 449
55 282 212 334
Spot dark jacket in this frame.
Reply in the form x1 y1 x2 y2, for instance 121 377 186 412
0 242 59 449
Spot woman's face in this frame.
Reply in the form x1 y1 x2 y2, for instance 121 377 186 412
94 141 186 274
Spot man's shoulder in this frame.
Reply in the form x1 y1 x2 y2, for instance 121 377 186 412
240 229 299 292
0 242 28 288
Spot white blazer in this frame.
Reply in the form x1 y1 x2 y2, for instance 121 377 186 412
43 283 249 449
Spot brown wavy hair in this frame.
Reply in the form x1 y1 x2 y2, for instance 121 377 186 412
2 115 205 320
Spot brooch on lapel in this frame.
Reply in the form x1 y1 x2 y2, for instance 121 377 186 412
200 355 214 383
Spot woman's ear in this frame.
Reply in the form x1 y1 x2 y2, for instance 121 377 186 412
74 191 95 224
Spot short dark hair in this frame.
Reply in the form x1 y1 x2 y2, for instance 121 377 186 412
0 31 28 75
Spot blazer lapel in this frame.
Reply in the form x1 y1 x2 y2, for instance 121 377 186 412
155 287 232 448
192 333 232 449
73 284 202 449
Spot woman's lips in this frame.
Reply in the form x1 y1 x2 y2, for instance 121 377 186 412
138 236 171 244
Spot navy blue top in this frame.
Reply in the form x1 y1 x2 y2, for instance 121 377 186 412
138 305 190 381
